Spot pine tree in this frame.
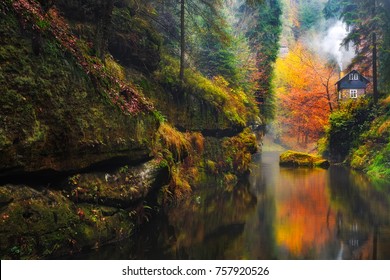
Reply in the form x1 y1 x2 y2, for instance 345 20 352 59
325 0 390 101
245 0 282 120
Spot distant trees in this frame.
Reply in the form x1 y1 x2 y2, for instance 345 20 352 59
152 0 225 82
150 0 282 121
241 0 282 120
298 0 323 33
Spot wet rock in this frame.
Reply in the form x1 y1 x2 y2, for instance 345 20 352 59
279 150 330 168
65 159 169 208
0 184 138 259
0 158 168 259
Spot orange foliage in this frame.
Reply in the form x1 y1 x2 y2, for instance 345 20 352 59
275 42 338 146
275 169 336 256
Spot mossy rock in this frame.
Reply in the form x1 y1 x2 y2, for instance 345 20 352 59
0 185 137 259
64 159 169 208
0 11 159 174
279 150 330 169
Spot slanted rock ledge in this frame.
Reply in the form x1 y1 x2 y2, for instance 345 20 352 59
0 159 169 259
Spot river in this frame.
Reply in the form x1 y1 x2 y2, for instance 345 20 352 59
76 151 390 260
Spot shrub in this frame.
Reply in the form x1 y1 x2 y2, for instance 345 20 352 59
326 98 376 160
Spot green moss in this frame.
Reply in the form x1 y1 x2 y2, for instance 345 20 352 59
0 11 159 173
0 184 143 259
221 129 258 175
206 160 218 174
280 150 330 168
327 94 390 181
154 54 260 129
324 97 378 159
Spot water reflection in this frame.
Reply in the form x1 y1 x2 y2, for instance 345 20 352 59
76 152 390 259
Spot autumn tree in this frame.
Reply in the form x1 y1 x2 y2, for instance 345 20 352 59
275 42 338 145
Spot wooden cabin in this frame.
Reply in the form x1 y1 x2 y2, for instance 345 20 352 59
336 70 370 100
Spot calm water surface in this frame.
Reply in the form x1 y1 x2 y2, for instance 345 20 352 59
80 152 390 259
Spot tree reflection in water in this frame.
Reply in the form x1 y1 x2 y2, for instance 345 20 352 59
71 152 390 260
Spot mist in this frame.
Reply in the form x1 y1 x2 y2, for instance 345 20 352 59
306 20 355 71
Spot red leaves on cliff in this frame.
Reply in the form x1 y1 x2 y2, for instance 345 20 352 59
11 0 153 115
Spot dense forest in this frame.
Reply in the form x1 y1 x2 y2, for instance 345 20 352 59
0 0 389 260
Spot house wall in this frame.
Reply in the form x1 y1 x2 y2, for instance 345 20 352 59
338 89 366 100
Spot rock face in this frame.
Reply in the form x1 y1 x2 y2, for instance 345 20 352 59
279 150 330 168
0 184 135 259
0 160 168 259
63 160 169 208
0 10 159 176
0 1 261 259
0 5 165 259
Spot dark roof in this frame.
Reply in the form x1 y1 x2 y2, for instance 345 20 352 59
335 70 370 90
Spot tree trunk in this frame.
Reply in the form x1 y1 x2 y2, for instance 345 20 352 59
372 0 378 104
326 82 333 113
95 0 114 60
180 0 185 82
373 31 378 104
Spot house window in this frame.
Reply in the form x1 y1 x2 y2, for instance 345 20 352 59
350 89 358 98
349 73 359 80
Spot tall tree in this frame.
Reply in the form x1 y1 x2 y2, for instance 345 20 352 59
180 0 185 82
152 0 225 82
372 0 378 104
324 0 390 102
242 0 282 120
275 42 338 145
95 0 114 60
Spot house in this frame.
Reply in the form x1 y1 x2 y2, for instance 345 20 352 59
336 70 370 100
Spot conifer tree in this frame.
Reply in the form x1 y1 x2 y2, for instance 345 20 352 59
324 0 390 101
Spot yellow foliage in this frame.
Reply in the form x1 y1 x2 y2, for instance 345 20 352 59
104 55 126 81
156 54 259 127
378 120 390 135
224 173 237 185
381 95 390 106
157 123 191 160
154 123 206 203
186 132 205 153
206 160 217 174
274 41 339 146
169 166 192 200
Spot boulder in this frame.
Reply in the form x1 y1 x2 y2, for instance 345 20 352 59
279 150 330 168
